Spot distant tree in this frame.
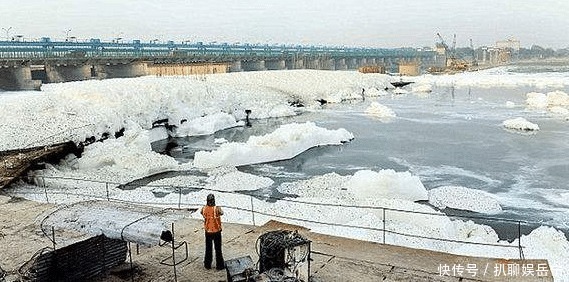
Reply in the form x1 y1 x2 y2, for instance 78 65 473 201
518 47 532 59
530 45 545 52
499 45 568 60
544 48 555 58
518 45 555 59
555 48 569 57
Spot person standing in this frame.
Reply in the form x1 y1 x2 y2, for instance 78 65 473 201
201 193 225 270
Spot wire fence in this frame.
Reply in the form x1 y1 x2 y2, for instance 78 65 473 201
5 174 530 260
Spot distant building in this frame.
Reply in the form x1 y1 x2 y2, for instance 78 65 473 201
496 38 520 52
398 62 420 76
480 46 511 65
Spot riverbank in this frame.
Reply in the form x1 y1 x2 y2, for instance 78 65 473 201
0 195 553 281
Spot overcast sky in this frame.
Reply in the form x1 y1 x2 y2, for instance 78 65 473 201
1 0 568 48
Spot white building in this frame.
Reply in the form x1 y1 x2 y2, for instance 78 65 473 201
496 38 521 51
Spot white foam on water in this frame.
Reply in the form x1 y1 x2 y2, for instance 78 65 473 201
428 186 502 214
525 90 569 120
173 112 244 137
410 164 502 188
418 67 569 89
502 117 540 131
193 122 354 168
364 102 396 120
205 167 274 192
345 169 428 202
148 126 169 143
411 83 433 93
246 164 307 179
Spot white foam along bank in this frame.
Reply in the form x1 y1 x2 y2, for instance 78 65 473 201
0 71 389 151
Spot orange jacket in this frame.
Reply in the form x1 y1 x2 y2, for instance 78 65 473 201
201 205 223 233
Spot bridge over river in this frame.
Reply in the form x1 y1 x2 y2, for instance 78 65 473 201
0 37 444 91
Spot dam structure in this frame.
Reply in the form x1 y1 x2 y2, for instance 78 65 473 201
0 37 441 91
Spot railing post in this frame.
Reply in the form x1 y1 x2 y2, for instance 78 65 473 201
518 221 524 260
178 187 181 209
43 176 49 203
128 242 134 282
105 182 110 201
382 208 386 244
51 226 56 250
171 222 178 282
250 196 256 226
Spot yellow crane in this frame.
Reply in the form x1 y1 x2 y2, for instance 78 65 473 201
436 33 469 72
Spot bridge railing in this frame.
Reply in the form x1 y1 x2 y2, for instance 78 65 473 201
0 39 436 61
10 174 528 260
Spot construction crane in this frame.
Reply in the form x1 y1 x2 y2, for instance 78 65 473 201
469 39 478 67
436 33 455 60
436 33 450 54
451 34 457 53
435 33 469 72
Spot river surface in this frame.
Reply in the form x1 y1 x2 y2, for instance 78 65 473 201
153 64 569 234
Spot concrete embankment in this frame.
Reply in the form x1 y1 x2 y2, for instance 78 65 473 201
0 196 553 282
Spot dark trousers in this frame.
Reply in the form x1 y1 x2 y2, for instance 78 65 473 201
204 231 224 269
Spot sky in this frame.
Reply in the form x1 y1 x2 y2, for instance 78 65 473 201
1 0 568 49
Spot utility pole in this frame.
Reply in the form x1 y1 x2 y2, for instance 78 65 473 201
64 29 71 41
2 27 12 41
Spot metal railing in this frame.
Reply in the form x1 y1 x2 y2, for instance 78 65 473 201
8 174 529 259
32 201 191 282
0 39 436 61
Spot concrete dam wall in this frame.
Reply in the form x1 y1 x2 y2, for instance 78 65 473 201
146 63 229 76
0 66 41 91
0 62 232 91
1 56 430 91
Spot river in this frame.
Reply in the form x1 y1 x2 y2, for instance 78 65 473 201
154 64 569 235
